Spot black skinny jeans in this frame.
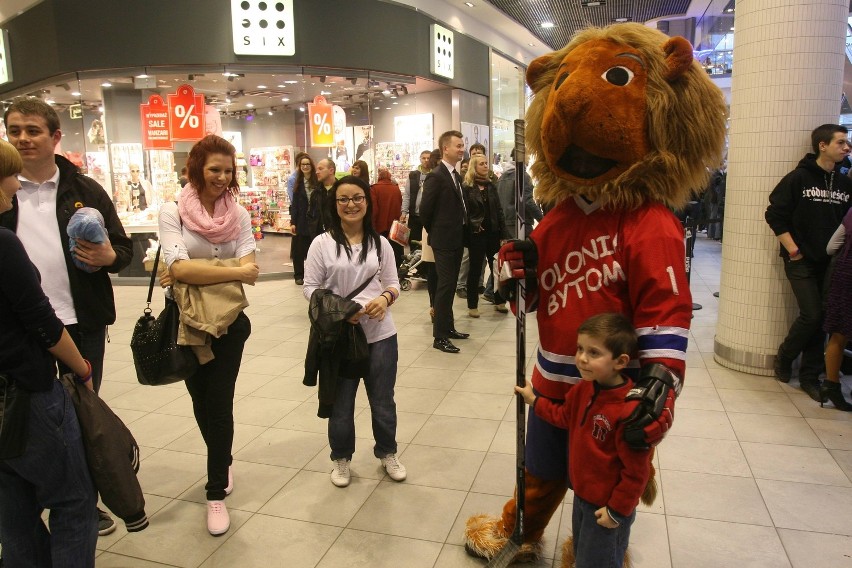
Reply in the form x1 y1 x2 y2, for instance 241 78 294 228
466 230 503 309
185 312 251 501
779 257 830 380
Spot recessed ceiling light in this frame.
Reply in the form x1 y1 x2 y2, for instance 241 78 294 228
257 85 267 89
45 99 55 105
321 90 331 95
277 84 286 88
225 98 231 103
730 27 735 31
613 17 630 22
464 1 474 6
136 74 148 79
374 106 380 109
281 97 290 102
285 80 298 84
70 91 81 97
540 22 555 29
268 110 273 115
246 103 254 108
298 106 305 111
101 82 112 87
527 43 535 47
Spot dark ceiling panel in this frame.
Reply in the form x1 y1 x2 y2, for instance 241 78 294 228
484 0 692 50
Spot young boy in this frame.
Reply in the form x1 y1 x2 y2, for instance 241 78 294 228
515 312 652 568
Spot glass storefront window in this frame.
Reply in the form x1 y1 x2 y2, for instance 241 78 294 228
490 52 525 175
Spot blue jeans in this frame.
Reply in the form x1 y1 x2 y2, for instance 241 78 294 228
329 334 399 461
572 495 634 568
0 380 98 568
59 325 106 393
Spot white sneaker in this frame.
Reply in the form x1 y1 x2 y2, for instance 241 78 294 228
381 454 407 481
331 458 351 487
207 500 230 536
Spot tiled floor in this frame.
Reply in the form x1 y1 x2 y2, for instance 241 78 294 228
95 236 852 567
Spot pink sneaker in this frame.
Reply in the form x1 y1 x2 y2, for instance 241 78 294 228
207 500 230 535
225 466 233 496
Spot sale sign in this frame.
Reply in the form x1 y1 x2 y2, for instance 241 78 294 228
167 84 205 141
307 95 333 147
139 94 173 150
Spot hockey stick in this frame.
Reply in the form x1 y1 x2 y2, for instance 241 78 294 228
486 119 528 568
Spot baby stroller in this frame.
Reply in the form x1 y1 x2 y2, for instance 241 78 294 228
398 245 425 291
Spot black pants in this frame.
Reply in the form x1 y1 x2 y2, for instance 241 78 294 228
467 231 502 309
408 214 423 247
185 312 251 500
291 234 314 280
432 247 463 338
779 258 830 380
422 261 438 306
59 325 106 393
380 231 404 270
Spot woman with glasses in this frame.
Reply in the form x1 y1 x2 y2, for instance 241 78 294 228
303 175 406 488
290 154 321 285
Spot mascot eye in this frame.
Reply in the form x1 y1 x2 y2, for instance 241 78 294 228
602 66 634 86
554 72 569 90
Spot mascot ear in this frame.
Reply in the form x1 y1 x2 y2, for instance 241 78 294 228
662 36 694 80
527 54 555 90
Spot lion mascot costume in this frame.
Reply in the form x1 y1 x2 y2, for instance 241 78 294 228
463 23 727 566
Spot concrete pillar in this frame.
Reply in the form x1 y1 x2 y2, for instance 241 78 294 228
714 0 848 374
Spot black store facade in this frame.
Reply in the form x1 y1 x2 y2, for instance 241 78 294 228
0 0 526 278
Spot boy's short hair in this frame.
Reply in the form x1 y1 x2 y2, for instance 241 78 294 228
577 313 638 359
811 124 848 154
469 142 486 155
4 98 62 134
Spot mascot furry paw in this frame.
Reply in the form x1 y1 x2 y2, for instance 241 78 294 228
463 22 726 567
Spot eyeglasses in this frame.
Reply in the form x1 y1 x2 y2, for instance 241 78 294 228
336 195 366 205
300 163 312 168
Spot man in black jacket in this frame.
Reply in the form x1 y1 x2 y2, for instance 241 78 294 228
765 124 852 400
401 149 432 246
420 130 470 353
1 98 132 535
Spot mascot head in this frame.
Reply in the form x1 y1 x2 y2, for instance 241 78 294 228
526 23 727 210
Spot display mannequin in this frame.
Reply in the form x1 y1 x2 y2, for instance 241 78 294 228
125 164 153 211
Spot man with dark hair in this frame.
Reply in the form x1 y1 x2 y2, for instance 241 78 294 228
315 158 337 232
1 97 132 535
401 150 432 245
421 130 470 353
766 123 852 400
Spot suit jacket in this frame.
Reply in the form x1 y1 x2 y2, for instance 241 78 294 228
420 162 467 250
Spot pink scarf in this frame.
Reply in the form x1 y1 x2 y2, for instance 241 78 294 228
178 184 242 244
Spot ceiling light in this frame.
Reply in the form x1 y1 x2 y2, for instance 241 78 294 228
277 84 286 88
464 1 474 6
70 91 81 97
136 74 148 79
101 82 112 87
613 17 630 22
374 106 380 109
540 22 555 29
730 27 735 31
268 110 273 115
527 43 535 47
298 106 305 111
225 98 232 103
45 99 55 105
257 85 267 89
246 103 254 107
285 80 298 84
321 90 331 95
281 97 290 102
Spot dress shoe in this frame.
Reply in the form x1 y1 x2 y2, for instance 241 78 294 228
799 378 822 402
433 338 460 353
448 329 470 339
819 380 852 411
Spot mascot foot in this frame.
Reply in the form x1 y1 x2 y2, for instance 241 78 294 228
463 514 543 563
560 537 633 568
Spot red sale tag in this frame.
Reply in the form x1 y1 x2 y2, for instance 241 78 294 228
140 94 173 150
307 95 334 147
167 84 205 142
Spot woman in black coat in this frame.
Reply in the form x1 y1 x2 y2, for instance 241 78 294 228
289 154 322 284
463 154 510 316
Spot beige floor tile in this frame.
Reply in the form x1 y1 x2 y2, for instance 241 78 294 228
788 391 852 422
807 417 852 450
127 413 199 449
728 412 823 447
412 415 501 451
317 529 442 568
164 423 266 456
741 442 851 486
758 479 852 536
661 470 772 525
155 393 196 419
710 368 784 391
111 407 149 427
658 436 751 477
625 512 672 568
469 452 516 497
238 355 303 376
681 367 713 388
777 529 852 568
399 444 486 491
198 514 341 568
258 470 379 526
668 516 791 568
137 449 207 499
108 500 252 568
107 385 185 413
348 481 466 541
397 366 461 390
393 385 449 413
433 543 503 567
98 379 142 403
452 369 516 395
96 493 173 552
232 395 300 427
269 400 330 433
717 388 802 416
433 391 512 421
180 460 299 512
248 375 317 401
668 408 736 440
232 371 277 396
676 386 724 411
410 348 477 371
488 420 519 454
233 427 327 468
95 552 181 567
830 449 852 483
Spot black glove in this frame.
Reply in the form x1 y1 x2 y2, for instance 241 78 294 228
496 239 538 303
623 363 681 450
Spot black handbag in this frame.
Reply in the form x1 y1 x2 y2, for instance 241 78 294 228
0 373 30 460
130 247 199 386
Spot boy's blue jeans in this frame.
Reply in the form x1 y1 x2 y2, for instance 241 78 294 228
572 495 635 568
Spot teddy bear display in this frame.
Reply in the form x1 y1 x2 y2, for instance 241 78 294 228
463 22 727 565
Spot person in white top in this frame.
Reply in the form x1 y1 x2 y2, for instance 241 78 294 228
158 135 258 537
303 175 406 488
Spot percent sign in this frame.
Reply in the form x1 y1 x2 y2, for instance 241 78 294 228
313 112 331 135
174 104 200 129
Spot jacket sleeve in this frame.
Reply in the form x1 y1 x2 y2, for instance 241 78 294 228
420 172 439 232
96 182 133 273
490 184 510 239
765 171 799 236
533 393 572 429
609 407 652 517
524 173 543 223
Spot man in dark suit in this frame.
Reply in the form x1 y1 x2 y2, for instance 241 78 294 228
420 130 470 353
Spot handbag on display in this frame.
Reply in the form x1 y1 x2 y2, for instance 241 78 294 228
130 247 199 386
389 220 410 247
0 373 30 460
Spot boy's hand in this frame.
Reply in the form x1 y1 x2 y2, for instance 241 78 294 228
595 507 619 529
513 379 536 405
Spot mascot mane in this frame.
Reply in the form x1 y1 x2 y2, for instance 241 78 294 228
527 23 728 211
